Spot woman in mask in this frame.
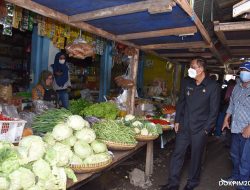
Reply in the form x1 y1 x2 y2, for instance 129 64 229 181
51 52 71 109
32 70 57 105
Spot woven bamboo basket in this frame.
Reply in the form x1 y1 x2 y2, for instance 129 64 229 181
101 140 137 150
162 125 173 131
135 134 159 141
70 158 113 173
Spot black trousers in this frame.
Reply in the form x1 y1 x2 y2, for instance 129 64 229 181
167 128 207 188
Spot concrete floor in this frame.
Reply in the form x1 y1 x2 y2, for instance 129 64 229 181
78 136 234 190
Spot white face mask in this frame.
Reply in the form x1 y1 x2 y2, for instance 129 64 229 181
59 59 65 64
188 68 197 78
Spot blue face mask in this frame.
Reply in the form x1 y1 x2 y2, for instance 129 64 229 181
240 71 250 82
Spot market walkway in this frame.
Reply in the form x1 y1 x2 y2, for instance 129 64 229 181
78 136 234 190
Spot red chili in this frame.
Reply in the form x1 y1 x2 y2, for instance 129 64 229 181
148 119 170 125
0 114 13 121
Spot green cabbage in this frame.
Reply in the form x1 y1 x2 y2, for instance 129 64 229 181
0 176 9 190
32 159 51 180
75 128 96 143
61 136 77 147
45 143 73 167
65 168 77 183
43 132 56 146
83 153 111 165
18 135 46 163
91 140 107 154
74 141 93 159
70 154 83 165
52 123 73 141
0 147 20 174
9 167 35 190
67 115 90 130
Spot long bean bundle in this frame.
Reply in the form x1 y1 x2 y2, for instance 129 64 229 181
32 108 72 133
93 120 137 145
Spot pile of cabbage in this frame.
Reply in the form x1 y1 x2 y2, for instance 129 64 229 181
0 115 111 190
44 115 111 167
0 139 76 190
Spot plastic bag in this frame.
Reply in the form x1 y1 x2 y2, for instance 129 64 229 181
2 104 19 118
19 111 36 128
117 89 128 104
80 89 94 102
33 100 55 114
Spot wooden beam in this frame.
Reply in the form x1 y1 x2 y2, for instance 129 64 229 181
214 21 231 55
69 0 175 22
227 40 250 46
5 0 140 49
233 0 250 17
172 58 218 63
218 0 240 9
145 141 154 177
117 26 197 40
116 26 197 40
161 52 213 58
175 0 224 64
141 41 210 50
214 21 250 31
231 49 250 54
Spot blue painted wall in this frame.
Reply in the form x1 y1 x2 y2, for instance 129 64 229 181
30 26 50 88
99 41 113 102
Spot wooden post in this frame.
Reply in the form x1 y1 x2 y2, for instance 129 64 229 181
145 141 154 177
128 49 140 115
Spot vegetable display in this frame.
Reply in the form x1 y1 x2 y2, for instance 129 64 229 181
81 102 118 120
124 115 163 137
131 121 163 136
93 120 137 145
40 114 111 167
0 140 76 190
69 99 92 115
32 108 72 134
0 114 113 190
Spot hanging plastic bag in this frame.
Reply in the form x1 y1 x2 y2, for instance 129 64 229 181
117 89 128 104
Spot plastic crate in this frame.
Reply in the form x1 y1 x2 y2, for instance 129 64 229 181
0 119 26 143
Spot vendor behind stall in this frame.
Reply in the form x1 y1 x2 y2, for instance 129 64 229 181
51 52 71 109
32 70 57 104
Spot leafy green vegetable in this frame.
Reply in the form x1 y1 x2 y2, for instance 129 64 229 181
75 128 96 144
61 136 77 147
91 140 107 154
45 143 73 167
9 167 35 190
81 102 118 119
32 159 51 180
74 141 93 159
0 147 20 174
93 120 137 144
18 135 46 163
65 168 78 183
52 123 73 141
69 99 92 115
43 132 56 146
0 176 10 190
70 154 83 165
32 108 72 134
83 153 111 165
67 115 90 130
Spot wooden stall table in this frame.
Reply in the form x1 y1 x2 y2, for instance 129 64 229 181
67 141 155 189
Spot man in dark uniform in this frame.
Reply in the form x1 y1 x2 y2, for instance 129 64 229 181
161 57 220 190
